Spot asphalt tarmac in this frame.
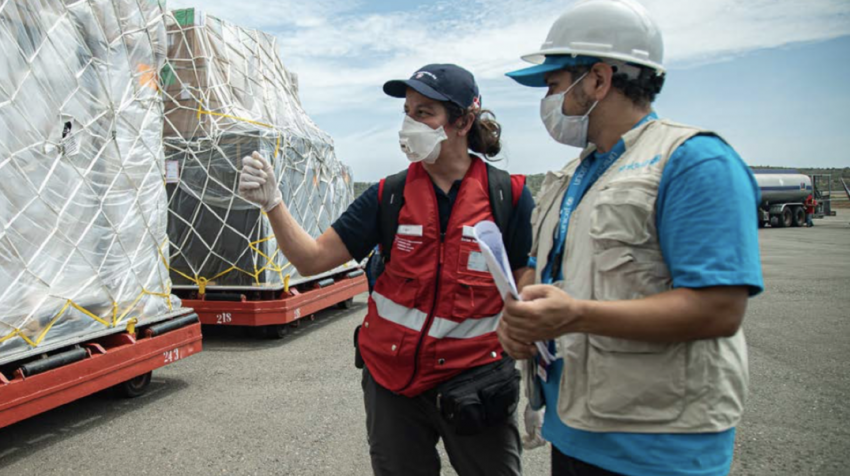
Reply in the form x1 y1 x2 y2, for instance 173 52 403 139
1 216 847 475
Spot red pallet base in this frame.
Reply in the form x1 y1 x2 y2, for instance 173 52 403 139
0 321 202 429
188 274 367 327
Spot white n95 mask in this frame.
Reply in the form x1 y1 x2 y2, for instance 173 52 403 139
398 115 448 164
540 72 598 148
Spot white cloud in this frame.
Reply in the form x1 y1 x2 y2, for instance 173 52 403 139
647 0 850 66
167 0 850 180
272 0 850 112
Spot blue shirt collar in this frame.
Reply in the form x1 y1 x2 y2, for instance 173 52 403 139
637 111 658 128
591 111 658 161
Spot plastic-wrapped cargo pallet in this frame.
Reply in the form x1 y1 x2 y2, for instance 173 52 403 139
0 0 181 364
161 8 355 292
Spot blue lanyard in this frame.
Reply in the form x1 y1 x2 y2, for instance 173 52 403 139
537 113 658 374
542 112 658 284
542 152 619 283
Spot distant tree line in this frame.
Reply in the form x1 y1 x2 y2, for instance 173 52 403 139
354 167 850 200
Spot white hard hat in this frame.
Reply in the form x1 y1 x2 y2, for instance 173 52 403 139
507 0 664 87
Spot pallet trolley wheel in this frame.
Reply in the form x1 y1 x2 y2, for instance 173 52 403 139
115 371 153 398
337 297 355 310
257 323 289 340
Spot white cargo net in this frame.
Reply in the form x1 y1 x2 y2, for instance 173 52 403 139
0 0 176 362
161 8 355 293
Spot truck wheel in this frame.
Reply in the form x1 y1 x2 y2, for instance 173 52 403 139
792 207 806 227
776 209 792 228
116 371 152 398
337 297 354 310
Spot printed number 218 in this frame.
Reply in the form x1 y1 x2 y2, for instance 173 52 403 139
216 313 232 324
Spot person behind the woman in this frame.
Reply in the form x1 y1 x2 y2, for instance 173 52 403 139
238 64 534 475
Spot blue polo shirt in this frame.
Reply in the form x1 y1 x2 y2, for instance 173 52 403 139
530 114 764 476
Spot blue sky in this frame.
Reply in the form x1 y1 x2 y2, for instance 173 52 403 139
170 0 850 182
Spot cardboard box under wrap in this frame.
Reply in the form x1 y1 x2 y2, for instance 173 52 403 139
162 9 355 290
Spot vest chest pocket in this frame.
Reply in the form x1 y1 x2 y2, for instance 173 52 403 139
456 242 503 319
586 336 686 423
589 178 658 248
453 277 504 319
373 266 422 310
592 247 671 302
364 267 423 376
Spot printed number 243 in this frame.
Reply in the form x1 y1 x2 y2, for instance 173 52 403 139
163 348 181 364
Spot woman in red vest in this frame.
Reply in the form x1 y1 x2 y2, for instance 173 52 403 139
238 64 534 475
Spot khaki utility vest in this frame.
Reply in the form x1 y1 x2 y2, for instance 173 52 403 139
526 119 748 433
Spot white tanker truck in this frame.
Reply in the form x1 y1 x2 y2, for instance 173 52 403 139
753 171 813 228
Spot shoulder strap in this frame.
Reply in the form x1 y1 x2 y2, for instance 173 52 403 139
487 165 524 237
510 174 526 208
378 169 408 263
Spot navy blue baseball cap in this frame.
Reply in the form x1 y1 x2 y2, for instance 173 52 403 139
506 55 600 87
384 64 481 109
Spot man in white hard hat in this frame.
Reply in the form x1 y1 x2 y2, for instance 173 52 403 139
499 0 764 475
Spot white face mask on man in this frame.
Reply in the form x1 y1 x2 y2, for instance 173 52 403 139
540 72 599 148
398 115 448 164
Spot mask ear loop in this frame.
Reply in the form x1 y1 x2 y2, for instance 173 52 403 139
552 71 590 119
563 72 590 98
568 71 599 119
583 98 600 119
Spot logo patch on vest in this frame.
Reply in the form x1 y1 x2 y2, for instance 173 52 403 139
617 155 661 173
395 237 422 254
397 224 423 237
395 225 423 254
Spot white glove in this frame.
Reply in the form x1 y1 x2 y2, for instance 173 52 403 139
521 403 546 450
238 151 282 212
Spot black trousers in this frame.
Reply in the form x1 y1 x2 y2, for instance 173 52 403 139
552 445 624 476
362 367 522 476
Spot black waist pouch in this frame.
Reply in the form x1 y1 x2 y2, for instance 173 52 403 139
435 356 520 436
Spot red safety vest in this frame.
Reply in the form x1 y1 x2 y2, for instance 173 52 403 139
805 195 817 214
359 157 509 397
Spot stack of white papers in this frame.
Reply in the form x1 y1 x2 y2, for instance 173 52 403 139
473 221 555 364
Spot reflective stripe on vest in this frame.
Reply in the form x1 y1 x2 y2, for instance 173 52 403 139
428 313 502 339
371 291 427 332
372 292 501 339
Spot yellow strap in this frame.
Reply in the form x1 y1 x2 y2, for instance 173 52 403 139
273 134 282 159
0 237 180 347
71 300 110 327
116 292 146 325
0 330 27 346
196 100 275 129
31 301 73 346
0 291 170 348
